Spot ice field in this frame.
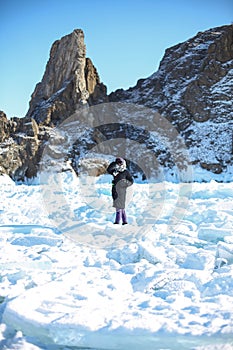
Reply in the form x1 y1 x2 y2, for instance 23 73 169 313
0 172 233 350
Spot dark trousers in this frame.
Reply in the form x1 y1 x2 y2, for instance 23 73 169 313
115 208 127 224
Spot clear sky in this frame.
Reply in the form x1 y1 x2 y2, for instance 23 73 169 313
0 0 232 118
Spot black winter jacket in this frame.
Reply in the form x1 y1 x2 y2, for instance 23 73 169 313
107 162 134 209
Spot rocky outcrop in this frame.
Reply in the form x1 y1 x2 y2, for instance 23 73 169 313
109 24 233 176
1 25 232 181
0 111 11 142
110 25 233 123
0 29 108 180
85 58 107 105
0 113 42 179
26 29 107 126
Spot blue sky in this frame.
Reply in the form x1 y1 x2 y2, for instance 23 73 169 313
0 0 232 118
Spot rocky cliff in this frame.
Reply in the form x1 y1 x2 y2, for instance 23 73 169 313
0 29 107 180
26 29 107 126
1 25 232 181
0 111 42 179
109 25 233 177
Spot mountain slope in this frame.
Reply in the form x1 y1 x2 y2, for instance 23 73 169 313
109 25 233 177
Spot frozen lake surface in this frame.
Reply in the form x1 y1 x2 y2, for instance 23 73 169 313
0 173 233 349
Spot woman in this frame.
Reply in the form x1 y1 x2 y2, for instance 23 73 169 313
107 157 134 225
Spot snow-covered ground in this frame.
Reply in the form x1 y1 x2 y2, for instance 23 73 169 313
0 172 233 350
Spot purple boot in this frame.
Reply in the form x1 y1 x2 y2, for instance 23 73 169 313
122 209 128 225
114 209 122 224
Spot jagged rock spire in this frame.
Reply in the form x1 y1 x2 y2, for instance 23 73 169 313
26 29 107 125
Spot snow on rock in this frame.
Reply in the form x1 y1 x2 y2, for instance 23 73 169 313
109 25 233 181
0 174 233 349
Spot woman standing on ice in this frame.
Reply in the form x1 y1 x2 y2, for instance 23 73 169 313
107 157 134 225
